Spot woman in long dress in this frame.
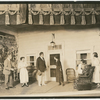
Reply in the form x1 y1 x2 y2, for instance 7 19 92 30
92 52 100 88
54 56 64 86
18 57 29 87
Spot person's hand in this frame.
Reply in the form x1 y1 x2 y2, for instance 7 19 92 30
11 68 14 71
60 68 62 71
38 70 41 73
38 70 42 75
45 67 48 71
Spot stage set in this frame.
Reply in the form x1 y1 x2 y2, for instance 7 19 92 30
0 3 100 96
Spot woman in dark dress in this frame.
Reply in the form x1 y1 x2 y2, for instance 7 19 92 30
54 56 64 86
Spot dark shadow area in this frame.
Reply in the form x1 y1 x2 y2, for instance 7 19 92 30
45 81 51 84
13 79 20 87
28 77 37 85
91 82 97 90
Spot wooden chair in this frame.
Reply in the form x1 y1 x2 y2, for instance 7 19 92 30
66 68 76 83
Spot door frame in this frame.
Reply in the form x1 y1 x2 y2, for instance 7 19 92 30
47 50 63 81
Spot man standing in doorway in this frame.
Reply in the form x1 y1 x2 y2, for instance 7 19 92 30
3 53 14 89
36 52 47 86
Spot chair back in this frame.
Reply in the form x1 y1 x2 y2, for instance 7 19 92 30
82 65 90 75
66 68 76 82
88 66 95 81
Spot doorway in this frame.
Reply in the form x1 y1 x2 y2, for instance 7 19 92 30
47 50 63 81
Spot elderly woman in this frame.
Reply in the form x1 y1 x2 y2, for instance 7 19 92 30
54 56 64 86
18 57 29 87
92 52 100 88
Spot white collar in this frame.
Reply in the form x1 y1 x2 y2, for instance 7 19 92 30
40 56 44 60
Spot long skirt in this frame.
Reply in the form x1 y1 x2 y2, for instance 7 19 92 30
20 68 29 83
92 66 100 83
56 68 63 83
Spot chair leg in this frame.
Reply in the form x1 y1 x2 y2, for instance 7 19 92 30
73 80 77 89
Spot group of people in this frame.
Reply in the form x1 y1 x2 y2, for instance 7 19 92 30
77 52 100 88
4 51 100 90
3 52 64 90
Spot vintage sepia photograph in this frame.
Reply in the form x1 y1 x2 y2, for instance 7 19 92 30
0 2 100 97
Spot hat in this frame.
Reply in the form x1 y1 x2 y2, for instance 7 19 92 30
38 71 42 76
93 52 98 57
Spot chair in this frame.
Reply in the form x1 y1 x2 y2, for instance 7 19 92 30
74 65 95 90
66 68 76 83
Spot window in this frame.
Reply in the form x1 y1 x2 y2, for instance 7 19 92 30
26 54 36 66
76 50 91 68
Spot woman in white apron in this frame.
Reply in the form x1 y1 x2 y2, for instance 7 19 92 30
92 52 100 88
18 57 29 87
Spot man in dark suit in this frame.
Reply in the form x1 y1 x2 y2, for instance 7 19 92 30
36 52 46 86
3 53 14 89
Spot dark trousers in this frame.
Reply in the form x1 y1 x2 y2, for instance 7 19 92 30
5 71 14 88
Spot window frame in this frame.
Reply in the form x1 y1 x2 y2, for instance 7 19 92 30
26 54 36 66
76 49 91 69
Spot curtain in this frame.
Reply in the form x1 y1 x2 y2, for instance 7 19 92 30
0 4 100 25
28 4 100 25
0 4 27 25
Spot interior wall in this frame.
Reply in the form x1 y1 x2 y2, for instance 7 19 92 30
18 25 100 82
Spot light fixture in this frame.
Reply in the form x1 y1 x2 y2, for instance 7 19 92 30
50 33 55 47
50 41 55 47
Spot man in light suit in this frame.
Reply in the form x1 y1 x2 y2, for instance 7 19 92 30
36 52 47 86
3 53 14 89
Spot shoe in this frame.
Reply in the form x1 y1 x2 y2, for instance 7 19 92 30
9 86 13 88
42 83 46 86
39 84 42 86
59 83 61 85
5 87 9 90
62 83 64 86
26 84 29 87
21 84 24 87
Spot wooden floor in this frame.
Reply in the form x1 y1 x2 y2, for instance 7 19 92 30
0 79 100 97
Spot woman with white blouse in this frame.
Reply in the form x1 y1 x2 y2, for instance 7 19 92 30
18 57 29 87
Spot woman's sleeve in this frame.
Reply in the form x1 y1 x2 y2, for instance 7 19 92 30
78 64 81 73
95 59 100 66
59 61 62 69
